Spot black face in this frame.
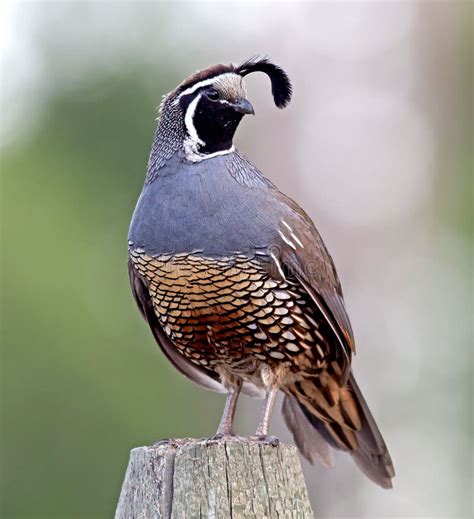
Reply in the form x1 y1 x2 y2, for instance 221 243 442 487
180 87 254 155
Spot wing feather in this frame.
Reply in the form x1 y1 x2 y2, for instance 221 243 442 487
270 194 356 381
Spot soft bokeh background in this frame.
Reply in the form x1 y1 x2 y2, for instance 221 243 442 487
1 2 472 518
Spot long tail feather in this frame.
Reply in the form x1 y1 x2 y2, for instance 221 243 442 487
282 394 334 467
284 371 395 488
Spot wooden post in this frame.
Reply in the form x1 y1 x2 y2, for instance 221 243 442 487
115 438 314 518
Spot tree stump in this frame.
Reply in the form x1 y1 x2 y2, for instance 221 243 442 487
115 438 314 518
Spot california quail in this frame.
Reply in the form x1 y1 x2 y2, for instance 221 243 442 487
128 57 395 488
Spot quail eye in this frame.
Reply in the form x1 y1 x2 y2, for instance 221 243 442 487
206 89 220 101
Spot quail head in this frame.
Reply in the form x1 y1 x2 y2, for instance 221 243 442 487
128 57 394 488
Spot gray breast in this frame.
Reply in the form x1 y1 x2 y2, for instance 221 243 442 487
128 153 283 257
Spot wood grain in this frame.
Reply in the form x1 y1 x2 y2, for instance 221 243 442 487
115 438 314 518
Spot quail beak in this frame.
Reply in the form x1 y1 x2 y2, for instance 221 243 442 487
232 98 255 115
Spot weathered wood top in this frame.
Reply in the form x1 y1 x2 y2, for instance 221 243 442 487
115 437 314 519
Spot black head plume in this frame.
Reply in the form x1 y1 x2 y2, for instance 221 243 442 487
148 57 292 177
236 56 292 109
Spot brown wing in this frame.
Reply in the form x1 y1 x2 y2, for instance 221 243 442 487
272 194 355 382
272 195 394 487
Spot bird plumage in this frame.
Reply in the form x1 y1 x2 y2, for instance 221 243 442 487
128 56 394 488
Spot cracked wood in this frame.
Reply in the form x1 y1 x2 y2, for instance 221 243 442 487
115 438 314 518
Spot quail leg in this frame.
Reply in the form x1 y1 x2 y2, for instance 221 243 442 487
255 387 279 437
214 381 242 437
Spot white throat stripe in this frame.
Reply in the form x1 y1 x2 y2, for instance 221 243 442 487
185 146 235 163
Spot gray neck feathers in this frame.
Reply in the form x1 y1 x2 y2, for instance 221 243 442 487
145 98 185 184
144 97 275 191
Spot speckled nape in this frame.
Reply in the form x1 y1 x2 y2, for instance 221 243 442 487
228 152 276 189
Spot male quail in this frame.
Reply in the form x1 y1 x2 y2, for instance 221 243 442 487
128 57 395 488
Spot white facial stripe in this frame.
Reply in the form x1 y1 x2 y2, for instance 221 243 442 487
179 73 241 163
184 93 205 148
173 73 239 103
183 93 235 162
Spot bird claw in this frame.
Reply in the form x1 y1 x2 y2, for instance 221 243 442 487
204 434 279 447
254 434 280 446
153 434 279 448
206 432 237 443
153 438 171 447
153 438 193 448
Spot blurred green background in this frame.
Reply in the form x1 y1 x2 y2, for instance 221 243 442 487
1 2 472 518
1 71 224 517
